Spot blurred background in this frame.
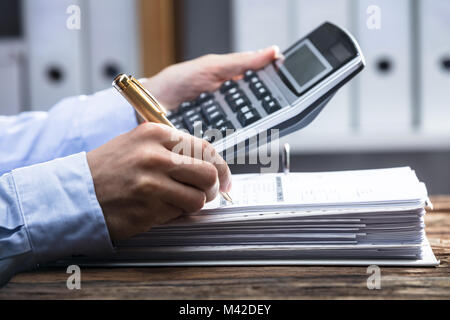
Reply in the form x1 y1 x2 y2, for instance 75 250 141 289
0 0 449 193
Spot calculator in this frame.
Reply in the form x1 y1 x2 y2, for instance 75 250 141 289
166 22 365 156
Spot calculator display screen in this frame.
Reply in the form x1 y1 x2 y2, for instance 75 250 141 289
277 39 332 95
284 45 326 86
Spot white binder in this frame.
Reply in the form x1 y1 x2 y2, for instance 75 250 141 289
0 41 23 115
291 0 352 135
355 0 412 133
23 0 87 110
87 0 140 93
231 0 291 52
420 0 450 134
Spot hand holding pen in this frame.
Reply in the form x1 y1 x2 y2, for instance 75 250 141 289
85 49 277 240
113 74 233 204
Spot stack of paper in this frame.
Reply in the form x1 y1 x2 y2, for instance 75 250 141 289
64 167 439 266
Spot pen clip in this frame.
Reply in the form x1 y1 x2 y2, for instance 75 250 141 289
282 143 290 175
130 77 167 115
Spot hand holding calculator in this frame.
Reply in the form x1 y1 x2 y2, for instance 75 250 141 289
166 22 365 157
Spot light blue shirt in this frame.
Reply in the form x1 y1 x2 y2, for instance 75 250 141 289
0 88 138 286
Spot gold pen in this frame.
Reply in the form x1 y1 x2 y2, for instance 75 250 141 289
112 74 233 204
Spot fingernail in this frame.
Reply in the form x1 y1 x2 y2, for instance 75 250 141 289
272 45 282 59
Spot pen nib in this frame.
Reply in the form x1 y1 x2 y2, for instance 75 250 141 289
221 192 233 204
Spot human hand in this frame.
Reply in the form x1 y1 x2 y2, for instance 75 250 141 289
86 123 231 240
142 46 280 110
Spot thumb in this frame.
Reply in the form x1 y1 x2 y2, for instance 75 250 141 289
220 45 280 79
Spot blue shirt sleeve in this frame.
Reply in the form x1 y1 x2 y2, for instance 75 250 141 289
0 89 138 286
0 152 114 286
0 88 138 175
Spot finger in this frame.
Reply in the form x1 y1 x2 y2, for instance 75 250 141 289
145 201 183 228
158 175 207 213
201 142 232 193
157 126 232 192
219 45 280 79
168 154 220 202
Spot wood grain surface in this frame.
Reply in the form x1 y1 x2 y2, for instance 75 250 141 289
139 0 177 77
1 196 449 300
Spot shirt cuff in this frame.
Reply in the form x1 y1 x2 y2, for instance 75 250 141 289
11 152 114 264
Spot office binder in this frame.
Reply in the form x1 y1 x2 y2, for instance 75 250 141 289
231 0 291 52
0 41 23 115
355 0 412 133
420 0 450 134
23 0 87 110
87 0 140 93
292 0 352 135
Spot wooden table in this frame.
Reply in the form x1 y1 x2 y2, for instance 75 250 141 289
1 196 450 300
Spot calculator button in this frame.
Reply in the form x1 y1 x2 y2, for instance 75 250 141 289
184 113 202 124
212 118 228 129
220 80 238 93
213 119 235 130
262 95 272 104
229 97 250 112
250 82 270 100
255 87 270 99
253 82 264 90
186 121 205 135
201 99 216 108
206 109 225 124
238 105 253 115
205 120 235 143
244 70 256 82
196 92 214 105
178 101 195 113
248 76 260 84
226 92 242 103
263 98 281 114
202 103 221 115
183 106 200 118
225 90 247 104
250 81 266 92
217 122 235 136
237 108 261 127
201 103 225 124
226 87 240 96
184 114 205 134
